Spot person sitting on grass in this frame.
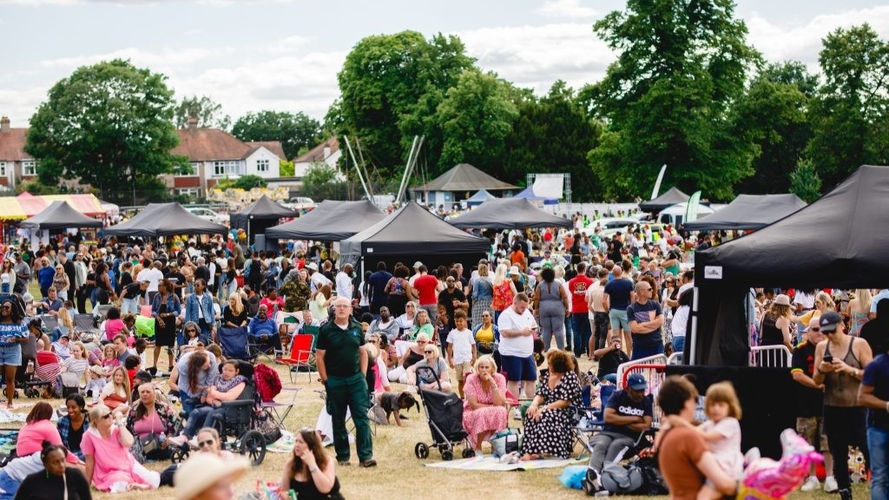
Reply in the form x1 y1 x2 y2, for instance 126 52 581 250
280 428 344 500
520 350 582 461
407 344 451 392
13 440 91 500
81 403 160 492
462 355 508 455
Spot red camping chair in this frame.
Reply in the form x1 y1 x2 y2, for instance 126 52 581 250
275 334 314 384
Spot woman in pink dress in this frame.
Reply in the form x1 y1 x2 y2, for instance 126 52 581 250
462 355 508 454
81 403 160 492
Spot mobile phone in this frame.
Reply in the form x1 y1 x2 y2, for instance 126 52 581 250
823 352 834 363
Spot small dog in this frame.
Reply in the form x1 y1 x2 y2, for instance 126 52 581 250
379 391 420 426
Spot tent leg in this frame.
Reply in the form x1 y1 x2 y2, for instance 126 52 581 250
689 286 698 365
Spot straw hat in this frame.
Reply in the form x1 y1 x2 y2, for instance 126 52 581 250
773 294 791 306
173 453 249 500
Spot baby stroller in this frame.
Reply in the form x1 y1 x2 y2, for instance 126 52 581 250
24 350 60 398
413 366 473 461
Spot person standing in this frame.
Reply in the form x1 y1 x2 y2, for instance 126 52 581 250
315 297 376 468
412 265 439 324
626 280 664 360
859 341 889 500
532 266 568 351
367 262 392 315
793 318 836 493
586 268 610 357
335 264 354 304
567 262 594 357
813 311 873 500
184 279 215 344
497 293 538 404
603 266 634 357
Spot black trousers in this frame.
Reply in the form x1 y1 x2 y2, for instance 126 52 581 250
823 405 869 491
593 312 609 351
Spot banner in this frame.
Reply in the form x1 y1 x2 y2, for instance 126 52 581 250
651 164 667 199
685 190 702 223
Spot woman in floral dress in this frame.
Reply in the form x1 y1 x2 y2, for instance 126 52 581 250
462 355 508 453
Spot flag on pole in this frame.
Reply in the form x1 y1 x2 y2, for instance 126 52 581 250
685 191 702 223
651 164 667 200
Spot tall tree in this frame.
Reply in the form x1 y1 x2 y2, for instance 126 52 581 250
733 62 814 193
504 81 603 200
806 24 889 189
232 110 322 160
332 31 474 177
585 0 760 200
174 95 231 130
25 59 185 203
435 69 520 177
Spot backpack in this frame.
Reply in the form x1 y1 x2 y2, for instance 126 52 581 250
599 463 644 495
628 456 669 495
254 363 282 403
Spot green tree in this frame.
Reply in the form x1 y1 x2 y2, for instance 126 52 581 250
789 159 822 202
585 0 760 200
25 59 186 203
233 174 266 190
504 81 603 200
435 69 520 176
332 31 474 178
279 160 295 177
806 24 889 188
174 95 231 130
733 62 814 193
232 110 322 160
301 163 350 200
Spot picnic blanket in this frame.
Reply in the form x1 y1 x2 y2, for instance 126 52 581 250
266 430 295 453
425 455 584 471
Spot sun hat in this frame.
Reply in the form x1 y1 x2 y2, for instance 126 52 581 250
413 261 423 269
509 266 521 276
174 453 249 500
306 262 318 271
773 294 791 306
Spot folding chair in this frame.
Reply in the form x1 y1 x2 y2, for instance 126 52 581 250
40 314 59 335
94 304 113 320
217 326 254 362
275 334 314 383
73 314 100 338
261 387 301 428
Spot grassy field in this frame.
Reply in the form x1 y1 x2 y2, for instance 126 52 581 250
13 285 869 498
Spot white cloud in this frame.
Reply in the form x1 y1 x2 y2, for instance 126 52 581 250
746 5 889 67
536 0 597 19
457 23 613 94
268 34 310 54
39 47 224 70
5 0 301 5
0 87 50 126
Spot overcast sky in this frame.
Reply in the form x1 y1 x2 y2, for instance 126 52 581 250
1 0 888 127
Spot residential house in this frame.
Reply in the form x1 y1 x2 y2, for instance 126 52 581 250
292 137 341 178
0 116 38 191
164 116 286 198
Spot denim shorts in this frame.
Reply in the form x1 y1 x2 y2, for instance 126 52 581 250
609 309 630 331
0 344 22 366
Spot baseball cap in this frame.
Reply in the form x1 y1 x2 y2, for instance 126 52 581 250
626 373 647 391
509 266 521 276
819 311 842 333
306 262 318 271
413 261 423 269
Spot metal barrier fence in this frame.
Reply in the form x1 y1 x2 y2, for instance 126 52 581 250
615 354 668 389
749 345 792 368
620 364 667 428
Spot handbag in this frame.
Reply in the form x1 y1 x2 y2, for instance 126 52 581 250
488 428 523 457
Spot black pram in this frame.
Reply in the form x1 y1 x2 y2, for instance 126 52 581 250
413 366 473 461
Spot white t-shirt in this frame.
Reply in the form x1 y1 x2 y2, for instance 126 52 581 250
793 291 815 310
310 272 331 294
447 328 474 364
335 271 353 299
671 305 689 337
137 267 164 292
496 306 536 357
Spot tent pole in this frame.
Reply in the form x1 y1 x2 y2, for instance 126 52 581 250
399 136 424 204
396 136 418 205
689 286 698 365
344 136 372 202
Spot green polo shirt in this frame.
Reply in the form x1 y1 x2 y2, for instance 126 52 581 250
316 317 364 378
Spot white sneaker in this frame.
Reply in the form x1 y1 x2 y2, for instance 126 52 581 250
800 476 820 492
824 476 838 493
512 408 522 420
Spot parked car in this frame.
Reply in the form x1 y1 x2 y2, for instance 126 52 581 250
186 207 228 225
286 197 316 211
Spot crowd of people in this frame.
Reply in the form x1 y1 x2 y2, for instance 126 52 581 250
0 209 884 499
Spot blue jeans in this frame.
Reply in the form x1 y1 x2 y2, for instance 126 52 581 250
672 336 685 354
631 340 664 360
869 426 889 500
184 406 213 438
121 297 140 316
0 470 21 499
571 313 591 356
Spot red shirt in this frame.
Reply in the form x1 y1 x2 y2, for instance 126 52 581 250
567 275 594 313
413 274 439 305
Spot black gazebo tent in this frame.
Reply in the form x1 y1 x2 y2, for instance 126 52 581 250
264 200 385 242
229 195 297 243
20 201 103 230
104 203 227 238
683 194 806 231
682 166 889 458
340 201 489 270
638 186 689 213
450 198 572 230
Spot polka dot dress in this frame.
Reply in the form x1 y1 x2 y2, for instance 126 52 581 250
522 369 582 458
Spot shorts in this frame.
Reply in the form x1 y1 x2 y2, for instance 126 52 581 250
454 361 472 382
609 309 630 331
796 416 829 451
500 354 537 382
0 344 22 366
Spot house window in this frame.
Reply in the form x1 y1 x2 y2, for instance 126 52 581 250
256 159 269 173
0 163 7 177
176 188 199 197
213 161 226 177
227 161 239 176
22 161 36 177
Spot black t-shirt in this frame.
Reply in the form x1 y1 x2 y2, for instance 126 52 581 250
122 282 145 301
604 389 652 439
863 353 889 430
596 349 630 378
15 468 91 500
166 271 186 298
604 278 634 310
791 340 823 417
860 319 889 358
438 288 466 328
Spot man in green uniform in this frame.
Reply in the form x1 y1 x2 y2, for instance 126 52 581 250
316 296 376 467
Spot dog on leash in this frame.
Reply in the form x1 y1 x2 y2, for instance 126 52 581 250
379 391 420 426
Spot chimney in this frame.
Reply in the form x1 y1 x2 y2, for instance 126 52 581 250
186 115 198 131
0 116 9 134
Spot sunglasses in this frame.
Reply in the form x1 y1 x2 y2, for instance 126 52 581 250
101 413 112 420
198 439 215 448
810 327 821 332
424 350 435 354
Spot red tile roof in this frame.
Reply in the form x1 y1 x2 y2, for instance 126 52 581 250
245 141 286 161
293 137 338 163
0 128 33 162
172 128 252 162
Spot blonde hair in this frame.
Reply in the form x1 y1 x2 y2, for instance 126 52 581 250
415 332 430 343
478 264 490 277
473 354 498 373
58 307 73 330
229 293 244 315
71 341 86 359
854 289 872 313
109 366 132 403
88 403 111 423
554 265 565 279
493 263 508 286
815 292 835 311
424 344 440 358
705 381 742 420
